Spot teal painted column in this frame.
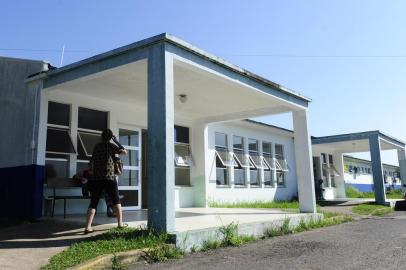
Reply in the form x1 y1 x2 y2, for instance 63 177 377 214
147 44 175 232
369 134 386 205
398 149 406 185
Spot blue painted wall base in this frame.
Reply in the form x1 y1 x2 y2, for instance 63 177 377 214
346 183 402 193
0 165 44 219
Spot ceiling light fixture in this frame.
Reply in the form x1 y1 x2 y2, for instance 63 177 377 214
179 94 188 103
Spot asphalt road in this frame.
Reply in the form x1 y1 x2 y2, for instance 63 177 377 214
134 212 406 270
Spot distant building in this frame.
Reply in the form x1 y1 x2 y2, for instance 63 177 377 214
343 155 401 192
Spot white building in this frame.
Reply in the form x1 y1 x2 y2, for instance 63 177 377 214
343 155 401 192
0 34 317 232
312 132 406 202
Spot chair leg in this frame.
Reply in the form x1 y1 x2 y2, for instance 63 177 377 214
64 199 66 219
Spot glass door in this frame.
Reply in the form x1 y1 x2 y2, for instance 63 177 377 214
118 126 141 210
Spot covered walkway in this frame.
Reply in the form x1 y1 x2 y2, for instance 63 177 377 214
312 131 406 205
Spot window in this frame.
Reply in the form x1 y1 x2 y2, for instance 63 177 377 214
77 132 101 157
76 107 107 172
118 129 140 187
174 126 191 186
248 139 260 186
78 107 108 131
46 128 76 155
45 102 75 179
275 144 287 186
174 125 189 144
48 102 70 126
262 141 273 187
215 133 228 186
232 136 246 186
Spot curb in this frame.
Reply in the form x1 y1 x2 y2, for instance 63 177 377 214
69 248 148 270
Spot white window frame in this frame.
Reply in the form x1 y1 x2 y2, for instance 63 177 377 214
118 125 142 211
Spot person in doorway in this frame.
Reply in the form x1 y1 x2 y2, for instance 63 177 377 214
73 162 116 217
84 129 128 234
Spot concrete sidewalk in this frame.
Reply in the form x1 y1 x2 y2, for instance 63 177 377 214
0 208 311 269
0 220 111 270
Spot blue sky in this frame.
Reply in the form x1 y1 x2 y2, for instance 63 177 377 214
2 0 405 164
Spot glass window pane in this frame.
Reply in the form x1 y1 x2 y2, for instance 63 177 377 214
264 170 273 186
276 171 285 186
174 125 189 144
78 132 101 157
48 101 70 126
234 169 245 186
118 170 139 186
215 133 227 147
250 170 260 186
250 153 262 168
119 190 139 207
46 128 76 154
233 136 243 150
262 142 271 154
248 139 258 152
328 154 334 164
263 155 274 170
275 144 284 158
45 159 68 179
233 151 248 167
76 162 90 174
119 129 139 147
78 107 108 131
121 150 139 167
175 167 190 186
77 135 90 160
216 168 227 185
175 144 192 167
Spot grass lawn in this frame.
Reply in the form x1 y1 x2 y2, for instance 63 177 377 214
209 200 301 210
346 186 404 199
42 227 182 270
352 203 394 216
44 200 351 269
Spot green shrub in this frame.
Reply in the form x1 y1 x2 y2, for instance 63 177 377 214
200 239 222 251
144 244 183 263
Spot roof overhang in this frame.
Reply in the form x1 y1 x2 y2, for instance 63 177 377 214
312 131 405 153
25 33 311 109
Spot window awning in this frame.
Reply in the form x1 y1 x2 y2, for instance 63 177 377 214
215 148 235 167
77 131 101 157
175 144 194 167
262 156 275 171
249 153 262 169
275 158 289 172
46 127 76 155
322 164 341 176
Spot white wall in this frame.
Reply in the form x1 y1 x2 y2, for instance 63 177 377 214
44 90 301 214
206 121 298 204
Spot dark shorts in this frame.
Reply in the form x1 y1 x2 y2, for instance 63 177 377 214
88 179 120 209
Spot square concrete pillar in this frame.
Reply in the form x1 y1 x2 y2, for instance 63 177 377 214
147 44 175 232
332 153 346 198
292 109 316 213
369 134 386 205
398 149 406 185
190 123 209 207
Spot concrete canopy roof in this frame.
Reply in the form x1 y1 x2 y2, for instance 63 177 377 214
312 131 405 153
25 33 311 107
